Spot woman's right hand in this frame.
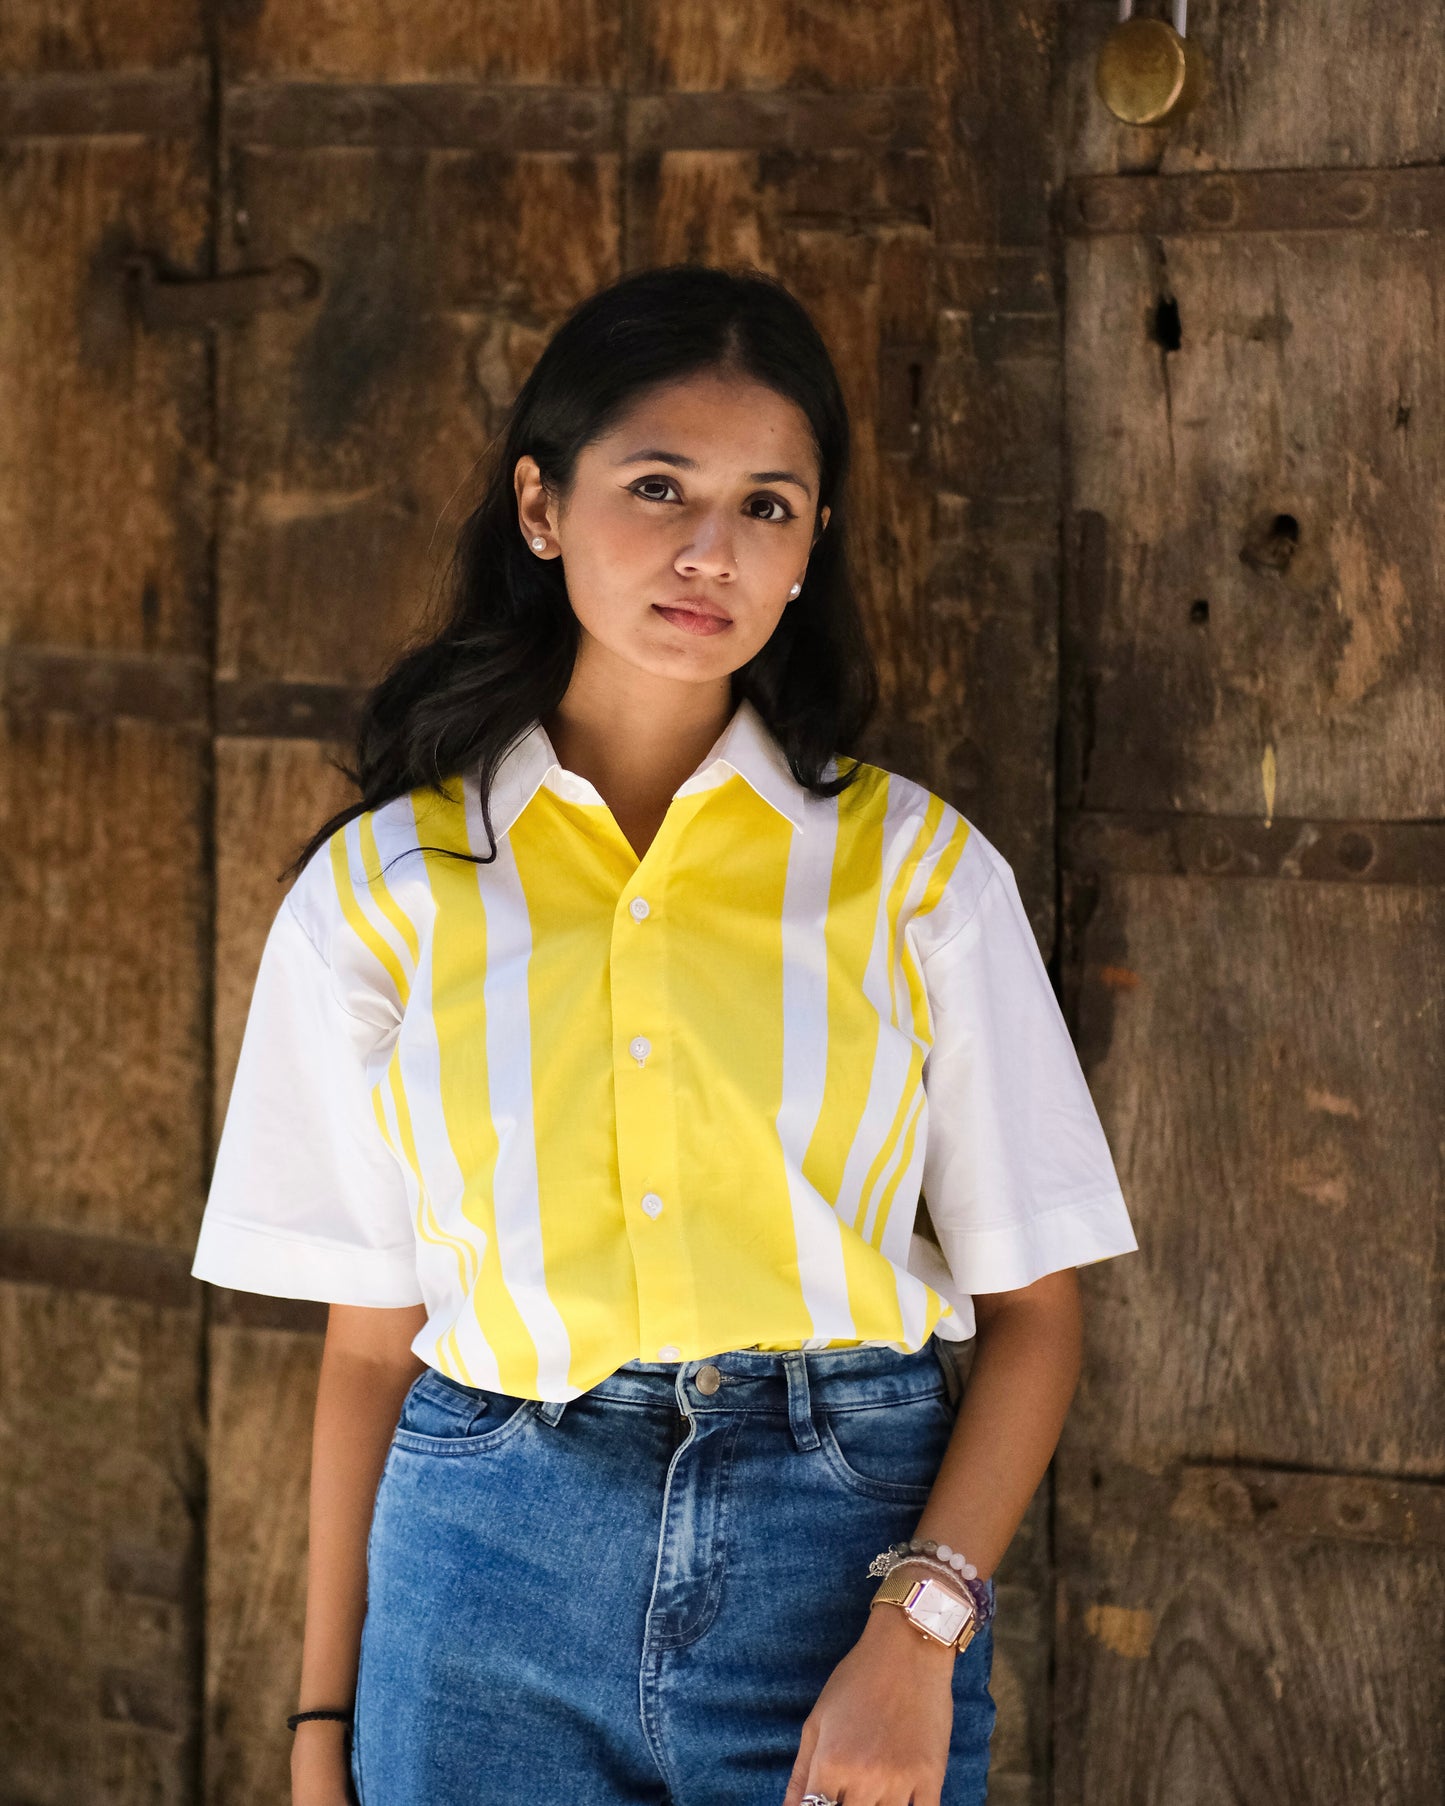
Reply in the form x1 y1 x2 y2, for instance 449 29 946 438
290 1719 358 1806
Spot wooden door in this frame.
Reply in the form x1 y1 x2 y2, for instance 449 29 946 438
1 3 1069 1801
1052 5 1444 1801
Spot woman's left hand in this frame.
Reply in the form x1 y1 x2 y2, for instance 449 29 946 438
781 1602 957 1806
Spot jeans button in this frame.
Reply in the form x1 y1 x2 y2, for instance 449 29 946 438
694 1363 722 1395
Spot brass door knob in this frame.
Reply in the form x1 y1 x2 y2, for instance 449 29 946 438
1096 1 1207 125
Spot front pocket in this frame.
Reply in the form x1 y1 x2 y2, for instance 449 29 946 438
392 1369 540 1457
817 1389 956 1502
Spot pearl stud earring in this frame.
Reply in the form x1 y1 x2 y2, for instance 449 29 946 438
531 536 546 550
789 581 801 597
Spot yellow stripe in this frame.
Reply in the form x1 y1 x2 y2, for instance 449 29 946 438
369 1071 471 1381
802 768 888 1205
796 770 907 1341
662 777 798 1356
871 1083 926 1249
332 824 476 1369
851 793 945 1231
507 786 642 1393
330 828 410 1005
358 811 421 967
386 1054 476 1374
882 792 945 1028
868 806 973 1328
913 811 970 926
419 787 541 1395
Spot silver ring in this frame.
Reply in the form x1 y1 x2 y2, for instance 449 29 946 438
801 1794 840 1805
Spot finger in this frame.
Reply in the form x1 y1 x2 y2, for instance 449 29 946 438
780 1721 820 1806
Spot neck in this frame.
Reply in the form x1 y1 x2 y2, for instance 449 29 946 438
540 641 736 817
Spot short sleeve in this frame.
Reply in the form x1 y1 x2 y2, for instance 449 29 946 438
190 890 424 1307
919 833 1137 1302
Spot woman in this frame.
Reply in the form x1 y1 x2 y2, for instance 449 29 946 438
191 262 1136 1806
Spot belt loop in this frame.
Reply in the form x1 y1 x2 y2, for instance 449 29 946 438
537 1397 568 1426
782 1349 821 1451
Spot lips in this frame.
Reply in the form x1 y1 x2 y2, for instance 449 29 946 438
652 601 733 637
657 598 732 623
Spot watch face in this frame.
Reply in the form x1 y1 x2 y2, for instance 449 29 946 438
906 1577 972 1644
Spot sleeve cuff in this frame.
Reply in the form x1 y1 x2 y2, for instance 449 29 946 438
934 1186 1139 1298
190 1212 425 1308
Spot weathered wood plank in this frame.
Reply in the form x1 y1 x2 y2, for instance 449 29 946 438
1062 232 1445 821
1060 0 1445 177
634 0 932 89
0 717 208 1246
1054 1493 1445 1805
220 0 621 86
0 3 199 78
1061 870 1443 1478
215 145 619 689
0 135 210 655
203 1326 325 1806
0 1281 202 1803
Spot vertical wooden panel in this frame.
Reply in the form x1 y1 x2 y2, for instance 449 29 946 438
1061 233 1444 820
0 16 212 1795
1055 3 1445 1799
215 146 620 690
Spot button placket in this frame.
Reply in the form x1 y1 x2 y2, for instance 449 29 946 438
609 829 699 1364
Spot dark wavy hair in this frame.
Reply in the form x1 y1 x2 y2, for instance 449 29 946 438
281 260 879 882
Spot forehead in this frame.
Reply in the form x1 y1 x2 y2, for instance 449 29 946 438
588 374 818 492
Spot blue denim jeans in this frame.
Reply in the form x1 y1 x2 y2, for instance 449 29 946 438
350 1335 996 1805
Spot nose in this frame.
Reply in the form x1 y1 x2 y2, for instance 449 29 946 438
675 512 737 579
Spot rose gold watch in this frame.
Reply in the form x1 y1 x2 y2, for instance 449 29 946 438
869 1566 979 1652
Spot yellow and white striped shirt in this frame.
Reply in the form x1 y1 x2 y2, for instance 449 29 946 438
191 697 1135 1400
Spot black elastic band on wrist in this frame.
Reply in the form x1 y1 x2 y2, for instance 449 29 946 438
287 1707 354 1732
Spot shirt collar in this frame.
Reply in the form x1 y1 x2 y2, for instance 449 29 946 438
480 695 808 845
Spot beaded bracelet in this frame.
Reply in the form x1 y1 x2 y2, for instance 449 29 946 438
874 1535 980 1581
287 1707 354 1733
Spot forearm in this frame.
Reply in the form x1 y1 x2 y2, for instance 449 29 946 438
291 1305 427 1798
851 1269 1082 1686
905 1267 1084 1582
298 1341 421 1708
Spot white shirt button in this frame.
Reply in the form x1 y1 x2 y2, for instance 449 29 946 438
641 1192 664 1217
629 896 650 921
629 1035 651 1064
658 1343 681 1361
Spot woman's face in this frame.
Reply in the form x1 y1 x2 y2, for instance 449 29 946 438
514 369 830 692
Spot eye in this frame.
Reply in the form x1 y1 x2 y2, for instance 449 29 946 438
627 477 795 524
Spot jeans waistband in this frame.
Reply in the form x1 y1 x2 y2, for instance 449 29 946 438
528 1337 961 1451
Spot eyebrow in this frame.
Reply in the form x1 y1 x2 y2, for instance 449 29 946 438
612 448 814 500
